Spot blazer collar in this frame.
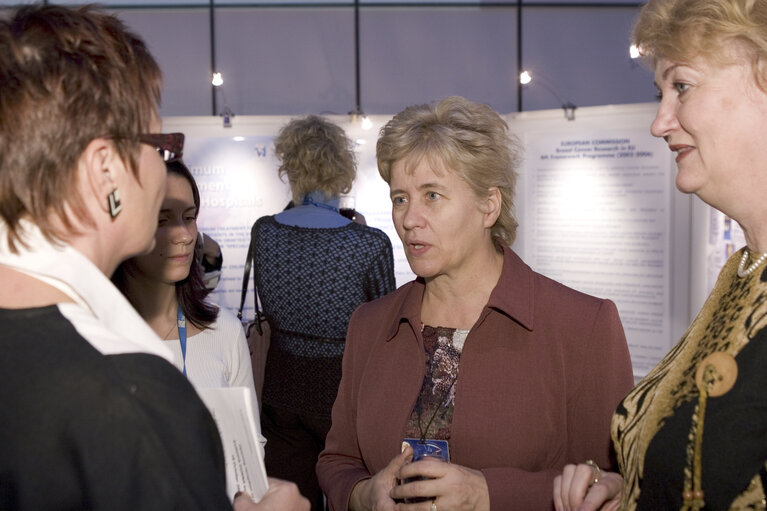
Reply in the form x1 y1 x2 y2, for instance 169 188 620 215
486 244 535 331
383 243 535 341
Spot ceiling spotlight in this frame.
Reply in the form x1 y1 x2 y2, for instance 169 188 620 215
519 70 532 85
629 45 641 59
212 72 224 87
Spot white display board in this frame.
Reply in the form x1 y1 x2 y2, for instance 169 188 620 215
688 198 747 318
509 104 681 377
165 103 691 378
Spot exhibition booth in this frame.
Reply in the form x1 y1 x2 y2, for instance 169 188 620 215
165 102 739 378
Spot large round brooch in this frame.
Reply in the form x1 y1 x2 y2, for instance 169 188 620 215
695 352 738 397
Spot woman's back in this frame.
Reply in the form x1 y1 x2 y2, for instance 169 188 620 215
253 215 395 416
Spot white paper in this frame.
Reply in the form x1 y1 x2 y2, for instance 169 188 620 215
197 387 269 501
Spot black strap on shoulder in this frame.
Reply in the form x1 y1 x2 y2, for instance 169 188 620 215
238 220 265 335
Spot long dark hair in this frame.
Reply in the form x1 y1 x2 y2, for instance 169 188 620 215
168 160 218 329
113 160 218 330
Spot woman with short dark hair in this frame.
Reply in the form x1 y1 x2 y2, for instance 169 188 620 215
0 5 230 509
0 6 307 510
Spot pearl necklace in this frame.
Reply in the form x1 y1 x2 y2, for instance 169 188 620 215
737 249 767 277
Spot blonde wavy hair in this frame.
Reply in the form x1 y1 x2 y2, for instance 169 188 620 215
633 0 767 89
274 115 357 203
376 96 522 245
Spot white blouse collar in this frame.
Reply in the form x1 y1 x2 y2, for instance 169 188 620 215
0 220 174 362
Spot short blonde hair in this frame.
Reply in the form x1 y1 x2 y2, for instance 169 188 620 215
633 0 767 88
274 115 357 203
377 96 521 245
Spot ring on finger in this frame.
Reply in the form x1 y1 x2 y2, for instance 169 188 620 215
430 499 437 511
585 459 601 486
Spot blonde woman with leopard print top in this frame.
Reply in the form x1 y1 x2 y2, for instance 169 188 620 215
553 0 767 510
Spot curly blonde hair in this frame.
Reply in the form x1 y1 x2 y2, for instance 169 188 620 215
274 115 357 203
633 0 767 89
376 96 521 245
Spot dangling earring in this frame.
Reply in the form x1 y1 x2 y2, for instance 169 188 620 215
107 188 122 218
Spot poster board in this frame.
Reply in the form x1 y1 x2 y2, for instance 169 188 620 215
508 104 684 377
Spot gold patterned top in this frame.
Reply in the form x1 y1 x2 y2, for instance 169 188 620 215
613 248 767 510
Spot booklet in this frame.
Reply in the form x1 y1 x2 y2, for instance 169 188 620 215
197 387 269 501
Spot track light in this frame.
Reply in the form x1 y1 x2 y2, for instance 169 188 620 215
349 109 372 130
211 72 234 127
519 69 577 121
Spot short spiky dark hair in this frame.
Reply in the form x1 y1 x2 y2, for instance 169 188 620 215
0 4 162 252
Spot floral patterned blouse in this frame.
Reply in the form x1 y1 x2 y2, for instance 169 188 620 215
404 325 470 442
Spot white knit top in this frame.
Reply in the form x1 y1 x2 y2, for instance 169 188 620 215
164 304 266 450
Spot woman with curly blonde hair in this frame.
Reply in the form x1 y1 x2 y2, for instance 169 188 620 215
251 115 396 510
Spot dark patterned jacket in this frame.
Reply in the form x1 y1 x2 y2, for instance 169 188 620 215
253 215 396 418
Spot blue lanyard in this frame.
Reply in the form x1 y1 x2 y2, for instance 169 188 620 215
177 306 187 376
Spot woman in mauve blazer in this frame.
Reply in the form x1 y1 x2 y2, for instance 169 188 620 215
316 96 633 511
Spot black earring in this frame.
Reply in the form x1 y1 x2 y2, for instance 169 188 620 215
107 188 122 218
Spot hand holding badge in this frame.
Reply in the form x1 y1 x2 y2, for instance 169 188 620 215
394 329 459 505
397 438 450 504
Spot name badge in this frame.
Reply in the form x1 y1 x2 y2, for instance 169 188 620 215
398 439 450 504
402 438 450 462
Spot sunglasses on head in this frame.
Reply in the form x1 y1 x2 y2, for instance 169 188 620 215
137 132 185 163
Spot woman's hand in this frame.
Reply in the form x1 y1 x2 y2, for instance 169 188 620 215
233 478 310 511
553 463 622 511
389 455 490 511
350 447 413 511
